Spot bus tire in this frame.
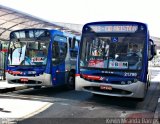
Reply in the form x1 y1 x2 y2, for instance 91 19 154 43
33 86 42 89
66 71 75 90
136 97 145 102
93 93 101 97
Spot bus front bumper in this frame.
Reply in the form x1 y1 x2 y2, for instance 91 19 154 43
75 76 146 98
6 72 52 86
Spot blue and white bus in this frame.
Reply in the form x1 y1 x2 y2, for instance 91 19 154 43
76 21 156 100
6 28 80 89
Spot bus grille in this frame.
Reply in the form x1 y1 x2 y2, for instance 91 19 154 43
11 79 42 84
84 86 132 95
80 76 132 85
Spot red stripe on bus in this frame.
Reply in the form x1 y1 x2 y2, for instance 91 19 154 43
82 74 101 80
75 74 80 76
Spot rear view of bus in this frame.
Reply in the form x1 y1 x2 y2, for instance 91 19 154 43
76 21 155 99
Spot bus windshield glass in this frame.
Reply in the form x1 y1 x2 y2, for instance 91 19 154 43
8 29 50 66
80 24 146 70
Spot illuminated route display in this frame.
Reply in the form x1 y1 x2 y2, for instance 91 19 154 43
89 25 138 33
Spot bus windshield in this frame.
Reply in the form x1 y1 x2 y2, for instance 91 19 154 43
8 39 50 66
80 33 145 70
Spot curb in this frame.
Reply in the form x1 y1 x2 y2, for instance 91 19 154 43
0 85 28 93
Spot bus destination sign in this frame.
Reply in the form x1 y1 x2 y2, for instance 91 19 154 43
90 25 138 33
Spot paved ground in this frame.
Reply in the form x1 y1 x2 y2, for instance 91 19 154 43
0 98 52 118
149 67 160 124
0 80 28 93
4 81 159 124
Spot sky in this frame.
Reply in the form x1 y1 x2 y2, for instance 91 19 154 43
0 0 159 37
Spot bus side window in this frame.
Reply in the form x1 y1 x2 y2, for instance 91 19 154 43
58 42 67 61
52 42 60 65
70 39 79 58
52 36 67 65
70 50 78 58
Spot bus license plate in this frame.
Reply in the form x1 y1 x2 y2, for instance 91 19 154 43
20 78 28 82
100 85 112 90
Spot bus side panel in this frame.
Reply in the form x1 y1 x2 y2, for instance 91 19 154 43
140 31 149 83
55 62 65 86
50 31 66 86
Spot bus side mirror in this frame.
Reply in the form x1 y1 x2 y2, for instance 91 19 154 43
149 39 156 61
69 38 72 48
152 44 156 56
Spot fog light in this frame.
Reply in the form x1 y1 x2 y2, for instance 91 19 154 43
121 81 126 85
127 81 132 84
133 79 138 83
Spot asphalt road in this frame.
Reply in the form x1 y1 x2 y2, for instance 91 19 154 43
2 68 160 124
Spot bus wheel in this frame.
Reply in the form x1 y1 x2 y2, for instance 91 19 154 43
136 97 145 102
67 71 75 90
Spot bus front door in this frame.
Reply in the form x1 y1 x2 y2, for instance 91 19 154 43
51 40 67 86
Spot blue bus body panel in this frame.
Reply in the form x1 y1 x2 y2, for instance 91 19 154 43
7 66 46 76
80 69 139 84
